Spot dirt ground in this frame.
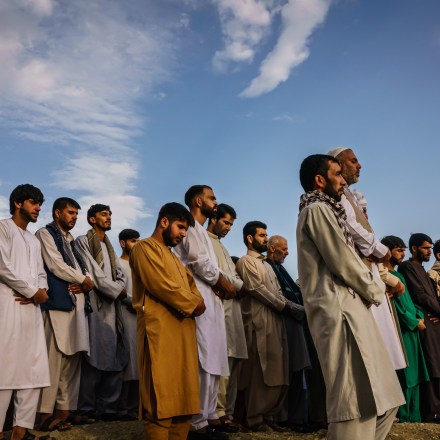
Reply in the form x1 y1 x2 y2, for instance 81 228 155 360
11 420 440 440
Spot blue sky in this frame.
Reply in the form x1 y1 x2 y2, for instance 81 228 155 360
1 0 439 276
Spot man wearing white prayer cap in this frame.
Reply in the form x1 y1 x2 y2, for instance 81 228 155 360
326 147 407 372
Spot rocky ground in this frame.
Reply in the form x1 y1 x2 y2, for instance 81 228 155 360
8 420 440 440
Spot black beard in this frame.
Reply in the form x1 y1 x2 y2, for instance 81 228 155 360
201 204 216 220
19 207 37 223
253 241 268 253
389 256 401 267
162 225 176 247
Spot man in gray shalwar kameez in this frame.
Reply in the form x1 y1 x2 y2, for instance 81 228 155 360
75 204 129 420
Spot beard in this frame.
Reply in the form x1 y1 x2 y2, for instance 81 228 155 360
253 240 268 253
201 203 216 220
162 225 182 247
324 182 341 202
389 255 402 267
19 207 38 223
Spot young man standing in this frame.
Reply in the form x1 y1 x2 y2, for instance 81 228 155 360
296 154 404 440
381 235 429 422
0 184 51 440
75 204 128 421
130 203 206 439
117 229 141 421
36 197 94 431
399 233 440 422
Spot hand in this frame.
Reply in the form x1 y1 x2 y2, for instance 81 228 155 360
417 319 427 331
192 300 206 317
387 280 405 297
214 274 235 300
68 284 84 294
14 292 34 305
32 288 49 305
117 288 127 301
428 313 440 324
81 276 94 293
238 285 250 297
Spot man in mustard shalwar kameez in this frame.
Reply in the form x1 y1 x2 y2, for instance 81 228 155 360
130 203 206 439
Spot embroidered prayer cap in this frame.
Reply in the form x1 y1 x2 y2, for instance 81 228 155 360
327 147 348 158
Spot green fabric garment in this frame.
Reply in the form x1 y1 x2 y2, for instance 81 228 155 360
391 270 430 388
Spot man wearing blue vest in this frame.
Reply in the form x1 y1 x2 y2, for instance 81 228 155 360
36 197 94 431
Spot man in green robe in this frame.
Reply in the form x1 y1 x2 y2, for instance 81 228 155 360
381 236 430 422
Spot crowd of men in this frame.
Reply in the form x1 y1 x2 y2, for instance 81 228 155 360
1 147 440 440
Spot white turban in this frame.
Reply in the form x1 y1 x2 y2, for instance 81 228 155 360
327 147 348 158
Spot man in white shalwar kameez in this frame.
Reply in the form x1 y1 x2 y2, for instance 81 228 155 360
174 185 236 439
328 147 407 371
0 184 52 440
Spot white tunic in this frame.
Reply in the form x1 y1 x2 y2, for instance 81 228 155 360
0 218 50 389
342 191 407 370
174 221 229 376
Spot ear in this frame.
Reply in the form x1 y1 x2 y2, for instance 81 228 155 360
246 234 253 246
14 201 22 209
315 174 326 190
54 208 61 220
89 217 96 225
119 239 125 248
194 195 203 208
160 217 170 228
410 245 417 255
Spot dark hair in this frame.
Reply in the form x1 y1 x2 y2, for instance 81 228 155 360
216 203 237 221
155 202 195 228
119 229 140 242
87 204 111 226
381 235 406 251
433 240 440 257
243 221 267 247
52 197 81 219
299 154 339 192
184 185 212 207
9 184 44 215
409 233 433 250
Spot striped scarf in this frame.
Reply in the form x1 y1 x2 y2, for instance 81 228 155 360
299 190 354 249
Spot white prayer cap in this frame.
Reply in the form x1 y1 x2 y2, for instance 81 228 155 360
327 147 348 158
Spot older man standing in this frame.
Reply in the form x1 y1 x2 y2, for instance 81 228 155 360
0 184 51 440
328 147 406 371
296 154 404 440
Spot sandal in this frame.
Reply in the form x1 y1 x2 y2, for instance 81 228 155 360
37 415 72 432
19 430 56 440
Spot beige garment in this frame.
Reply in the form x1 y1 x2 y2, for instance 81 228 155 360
236 250 288 388
38 312 82 413
296 202 405 423
216 357 241 418
35 228 90 356
207 231 247 359
428 261 440 297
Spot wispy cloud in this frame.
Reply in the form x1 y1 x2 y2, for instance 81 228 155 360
240 0 332 97
212 0 274 72
0 0 179 236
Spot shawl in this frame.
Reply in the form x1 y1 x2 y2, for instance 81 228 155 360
299 190 354 249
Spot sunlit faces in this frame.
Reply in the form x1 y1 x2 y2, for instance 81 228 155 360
339 149 361 186
162 219 189 247
55 205 78 232
200 188 218 219
390 247 406 266
272 239 289 265
16 198 42 223
90 210 112 231
212 213 235 238
321 161 346 201
250 227 268 253
413 241 433 263
122 237 140 255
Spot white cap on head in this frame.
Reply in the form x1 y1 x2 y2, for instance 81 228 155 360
327 147 348 158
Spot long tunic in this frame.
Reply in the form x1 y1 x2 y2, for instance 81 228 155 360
130 237 203 419
174 221 229 376
75 234 129 371
0 218 50 389
342 189 406 370
207 231 247 360
296 203 404 422
236 250 288 387
390 270 429 389
36 227 89 356
399 259 440 378
119 258 138 381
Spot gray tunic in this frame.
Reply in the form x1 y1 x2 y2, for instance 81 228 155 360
75 235 129 372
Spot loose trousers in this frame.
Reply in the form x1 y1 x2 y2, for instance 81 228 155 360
0 388 40 431
143 415 191 440
216 357 240 419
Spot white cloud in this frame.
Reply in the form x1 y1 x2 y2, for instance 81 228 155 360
212 0 274 72
240 0 332 97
